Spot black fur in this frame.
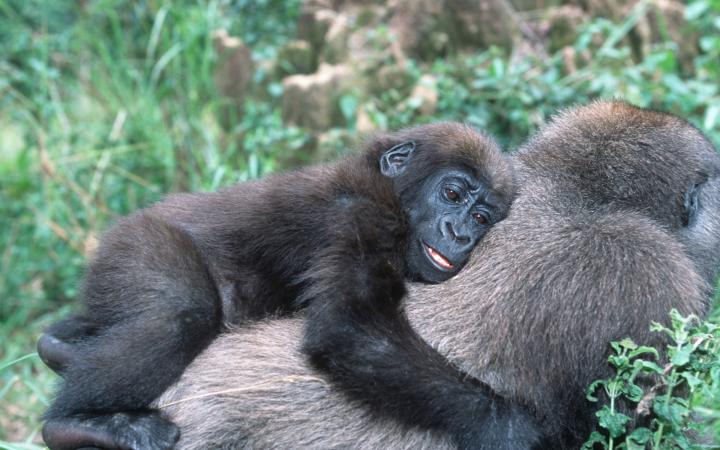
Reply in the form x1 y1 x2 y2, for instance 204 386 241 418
40 123 534 449
150 101 720 450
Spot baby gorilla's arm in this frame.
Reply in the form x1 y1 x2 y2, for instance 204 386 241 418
297 196 541 450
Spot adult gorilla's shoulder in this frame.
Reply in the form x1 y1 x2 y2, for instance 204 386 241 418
157 101 720 449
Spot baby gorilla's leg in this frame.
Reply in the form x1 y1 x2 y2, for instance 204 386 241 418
42 216 225 449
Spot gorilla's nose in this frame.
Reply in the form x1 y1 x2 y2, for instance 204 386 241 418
444 221 472 248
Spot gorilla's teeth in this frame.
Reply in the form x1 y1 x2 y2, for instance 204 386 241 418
427 246 453 269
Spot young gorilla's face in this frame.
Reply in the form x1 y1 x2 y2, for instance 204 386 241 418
404 167 502 283
380 142 505 284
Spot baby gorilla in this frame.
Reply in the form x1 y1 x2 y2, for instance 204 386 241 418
40 123 539 449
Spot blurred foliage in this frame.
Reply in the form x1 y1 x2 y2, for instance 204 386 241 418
357 1 720 148
0 0 718 447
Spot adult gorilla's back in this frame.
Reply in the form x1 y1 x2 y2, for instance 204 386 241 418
157 101 720 449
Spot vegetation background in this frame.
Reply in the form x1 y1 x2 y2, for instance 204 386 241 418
1 0 719 448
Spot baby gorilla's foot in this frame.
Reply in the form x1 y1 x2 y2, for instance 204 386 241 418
43 411 179 450
37 334 76 375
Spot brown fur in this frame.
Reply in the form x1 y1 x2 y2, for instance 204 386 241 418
157 101 720 448
158 319 454 449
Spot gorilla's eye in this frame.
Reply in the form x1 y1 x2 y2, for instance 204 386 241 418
444 188 461 202
472 212 488 225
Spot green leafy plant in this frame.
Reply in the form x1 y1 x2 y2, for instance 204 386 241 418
583 310 720 449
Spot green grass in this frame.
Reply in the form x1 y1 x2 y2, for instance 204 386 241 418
0 0 305 445
1 0 719 447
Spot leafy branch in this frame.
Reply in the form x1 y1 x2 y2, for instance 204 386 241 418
584 310 720 450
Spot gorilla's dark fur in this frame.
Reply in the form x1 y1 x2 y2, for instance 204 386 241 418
41 123 543 449
155 101 720 449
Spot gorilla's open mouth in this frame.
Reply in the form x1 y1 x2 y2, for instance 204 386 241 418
422 242 455 271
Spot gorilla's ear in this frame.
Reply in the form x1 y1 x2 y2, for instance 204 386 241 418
682 182 702 227
380 141 416 178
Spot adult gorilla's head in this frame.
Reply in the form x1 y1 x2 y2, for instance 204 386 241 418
157 101 720 449
406 101 720 445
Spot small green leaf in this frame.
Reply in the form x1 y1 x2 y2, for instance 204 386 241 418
679 372 703 391
628 345 659 360
586 379 605 402
608 354 628 368
618 338 638 351
625 383 644 402
625 427 653 450
581 431 608 450
596 407 631 437
606 379 624 397
632 359 663 374
671 345 692 367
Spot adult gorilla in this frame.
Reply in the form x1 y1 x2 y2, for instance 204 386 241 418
157 101 720 449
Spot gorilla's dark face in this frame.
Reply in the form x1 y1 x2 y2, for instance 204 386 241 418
380 142 503 283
